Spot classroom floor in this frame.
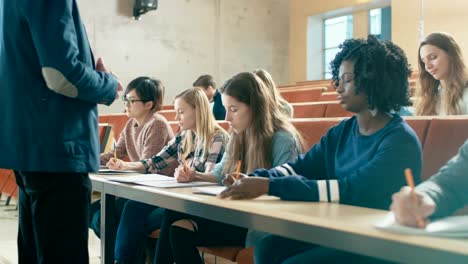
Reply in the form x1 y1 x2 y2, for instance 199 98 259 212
0 197 234 264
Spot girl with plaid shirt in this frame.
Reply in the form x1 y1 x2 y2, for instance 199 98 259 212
107 87 228 263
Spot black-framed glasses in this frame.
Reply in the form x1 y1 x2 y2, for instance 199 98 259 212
121 95 146 105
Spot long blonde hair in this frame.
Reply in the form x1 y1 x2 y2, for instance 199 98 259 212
175 88 228 160
253 69 293 118
415 32 468 115
220 72 304 175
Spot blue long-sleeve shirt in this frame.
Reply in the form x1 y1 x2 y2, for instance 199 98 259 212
0 0 117 172
251 115 422 210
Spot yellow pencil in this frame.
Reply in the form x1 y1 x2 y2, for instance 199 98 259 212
234 160 242 181
113 142 117 160
404 168 425 228
183 159 189 174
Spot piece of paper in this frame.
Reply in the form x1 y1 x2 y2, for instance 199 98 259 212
135 180 219 188
374 213 468 238
98 169 141 174
192 186 226 196
105 174 174 183
105 173 219 188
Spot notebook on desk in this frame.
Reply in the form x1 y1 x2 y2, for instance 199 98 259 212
98 169 142 174
192 186 226 196
105 174 173 182
137 180 219 188
374 213 468 238
106 173 219 188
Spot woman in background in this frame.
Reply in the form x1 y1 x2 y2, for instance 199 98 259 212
415 32 468 115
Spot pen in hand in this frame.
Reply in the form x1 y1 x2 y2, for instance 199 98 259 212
234 160 242 181
113 142 117 161
404 168 425 228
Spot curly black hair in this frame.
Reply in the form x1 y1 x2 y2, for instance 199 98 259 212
330 35 412 113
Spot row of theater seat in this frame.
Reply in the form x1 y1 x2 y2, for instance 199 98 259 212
0 169 18 206
157 101 352 121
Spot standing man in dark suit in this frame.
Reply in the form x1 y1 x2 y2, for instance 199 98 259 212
0 0 121 263
193 74 226 120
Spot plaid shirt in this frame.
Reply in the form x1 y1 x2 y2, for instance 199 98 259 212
142 130 227 173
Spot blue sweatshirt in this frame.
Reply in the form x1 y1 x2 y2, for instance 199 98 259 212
251 115 422 210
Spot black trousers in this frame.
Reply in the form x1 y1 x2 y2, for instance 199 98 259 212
15 171 91 264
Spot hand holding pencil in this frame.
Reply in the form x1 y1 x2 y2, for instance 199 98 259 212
174 160 195 183
390 168 436 228
222 160 245 186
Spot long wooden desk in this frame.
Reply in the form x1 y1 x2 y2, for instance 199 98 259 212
91 175 468 264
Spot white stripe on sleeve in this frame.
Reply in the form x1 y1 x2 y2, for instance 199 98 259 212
274 166 289 176
317 180 328 202
283 163 298 175
329 180 340 203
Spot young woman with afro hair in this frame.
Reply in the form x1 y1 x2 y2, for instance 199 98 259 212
220 35 423 263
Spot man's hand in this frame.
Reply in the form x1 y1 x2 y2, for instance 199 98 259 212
390 186 436 228
96 57 122 99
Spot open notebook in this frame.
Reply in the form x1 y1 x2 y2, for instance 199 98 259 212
374 213 468 238
98 169 141 174
105 173 219 188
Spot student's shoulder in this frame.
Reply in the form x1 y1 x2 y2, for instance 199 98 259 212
151 113 171 123
273 130 296 147
212 129 229 142
325 116 356 136
383 115 421 146
147 113 172 129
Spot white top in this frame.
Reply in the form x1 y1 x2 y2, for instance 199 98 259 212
209 101 215 112
438 86 468 115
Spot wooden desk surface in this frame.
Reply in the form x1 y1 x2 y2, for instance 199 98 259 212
91 174 468 263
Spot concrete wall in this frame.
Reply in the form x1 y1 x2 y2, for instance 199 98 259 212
290 0 468 83
77 0 289 114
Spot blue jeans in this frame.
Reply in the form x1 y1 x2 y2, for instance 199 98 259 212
255 234 392 264
89 197 129 238
114 200 164 262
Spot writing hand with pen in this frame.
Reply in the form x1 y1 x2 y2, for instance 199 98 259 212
106 158 128 170
174 162 195 183
390 187 435 228
390 168 436 228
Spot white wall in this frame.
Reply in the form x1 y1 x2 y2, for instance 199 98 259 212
77 0 290 114
306 16 323 80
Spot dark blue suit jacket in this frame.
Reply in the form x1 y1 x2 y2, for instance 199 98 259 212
0 0 117 172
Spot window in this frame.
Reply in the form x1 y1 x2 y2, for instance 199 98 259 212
323 15 353 79
369 7 391 40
